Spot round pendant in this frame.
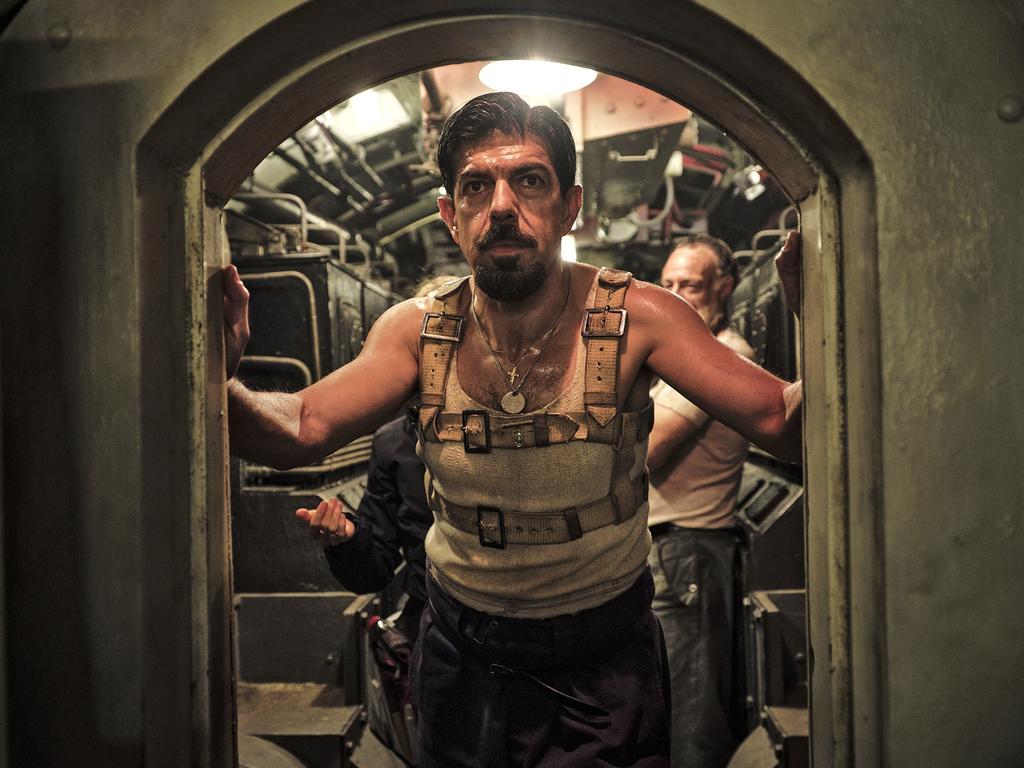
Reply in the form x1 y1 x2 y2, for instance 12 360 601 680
500 391 526 414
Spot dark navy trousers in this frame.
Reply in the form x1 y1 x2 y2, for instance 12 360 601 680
412 569 671 767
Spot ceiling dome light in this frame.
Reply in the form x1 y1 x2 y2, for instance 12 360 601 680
479 60 597 97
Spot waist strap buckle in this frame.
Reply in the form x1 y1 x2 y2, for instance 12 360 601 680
477 506 505 549
462 410 491 453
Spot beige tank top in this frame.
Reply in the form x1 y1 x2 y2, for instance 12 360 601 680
418 271 652 618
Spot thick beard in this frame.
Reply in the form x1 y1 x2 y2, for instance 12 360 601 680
474 257 548 303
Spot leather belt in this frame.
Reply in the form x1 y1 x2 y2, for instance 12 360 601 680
427 472 649 547
422 402 654 451
432 411 580 449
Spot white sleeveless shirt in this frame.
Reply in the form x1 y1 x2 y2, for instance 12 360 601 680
419 274 651 618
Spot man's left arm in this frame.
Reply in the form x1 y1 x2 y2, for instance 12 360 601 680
637 234 803 463
643 313 802 462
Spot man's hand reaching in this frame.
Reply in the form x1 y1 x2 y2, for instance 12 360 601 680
223 264 250 380
296 498 357 544
775 231 802 320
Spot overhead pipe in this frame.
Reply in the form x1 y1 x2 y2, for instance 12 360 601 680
307 221 351 264
317 122 387 189
628 173 675 229
231 192 309 245
292 131 376 203
374 151 422 174
292 132 376 204
421 70 444 113
272 147 368 214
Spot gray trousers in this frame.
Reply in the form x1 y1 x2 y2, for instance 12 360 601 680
649 526 745 768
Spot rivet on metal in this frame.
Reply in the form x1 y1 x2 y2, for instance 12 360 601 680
996 94 1023 124
47 23 71 49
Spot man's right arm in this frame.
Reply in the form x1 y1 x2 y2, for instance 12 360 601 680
223 266 423 469
226 380 310 469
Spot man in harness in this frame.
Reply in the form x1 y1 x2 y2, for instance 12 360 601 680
225 92 803 767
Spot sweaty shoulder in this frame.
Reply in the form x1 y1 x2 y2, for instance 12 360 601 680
363 296 429 361
365 276 472 361
623 278 708 357
624 277 704 321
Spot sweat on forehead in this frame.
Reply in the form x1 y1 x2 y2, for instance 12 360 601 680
452 130 549 173
436 91 577 197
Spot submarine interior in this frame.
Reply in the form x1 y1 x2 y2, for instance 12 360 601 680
1 2 1022 767
225 65 803 767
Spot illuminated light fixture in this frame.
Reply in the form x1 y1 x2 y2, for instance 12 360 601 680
350 88 382 116
740 164 766 202
330 88 411 143
316 110 335 130
479 60 597 97
560 235 578 263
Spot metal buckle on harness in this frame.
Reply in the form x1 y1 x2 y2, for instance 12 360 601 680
477 506 505 549
420 312 464 342
461 409 491 453
581 307 627 337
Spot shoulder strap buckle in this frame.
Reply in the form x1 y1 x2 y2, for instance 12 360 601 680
582 307 627 338
420 312 464 342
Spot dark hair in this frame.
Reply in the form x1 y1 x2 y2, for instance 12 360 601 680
436 91 577 198
672 233 738 286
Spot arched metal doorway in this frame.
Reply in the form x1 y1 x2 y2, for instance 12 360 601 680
138 6 879 766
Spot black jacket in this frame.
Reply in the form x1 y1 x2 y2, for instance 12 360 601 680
324 412 431 617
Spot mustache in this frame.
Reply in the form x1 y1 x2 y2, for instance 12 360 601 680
476 221 538 251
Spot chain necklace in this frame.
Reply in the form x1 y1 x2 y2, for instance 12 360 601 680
470 271 571 414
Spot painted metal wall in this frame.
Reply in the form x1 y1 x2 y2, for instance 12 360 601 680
1 1 1021 766
698 3 1024 766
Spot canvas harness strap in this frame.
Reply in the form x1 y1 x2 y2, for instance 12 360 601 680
427 472 649 547
582 267 631 428
417 269 650 547
418 276 470 435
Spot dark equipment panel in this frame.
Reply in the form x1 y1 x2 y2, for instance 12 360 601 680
236 592 357 685
227 241 404 765
730 241 797 382
763 706 808 768
236 252 400 392
733 452 806 760
736 458 805 592
233 590 373 768
362 278 395 334
725 708 808 768
744 589 808 731
236 682 364 768
232 478 366 593
582 122 687 221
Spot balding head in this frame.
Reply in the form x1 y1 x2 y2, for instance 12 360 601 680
661 235 736 330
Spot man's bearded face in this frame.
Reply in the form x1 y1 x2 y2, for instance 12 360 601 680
472 220 547 302
437 132 583 302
